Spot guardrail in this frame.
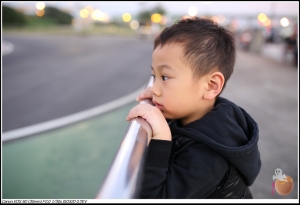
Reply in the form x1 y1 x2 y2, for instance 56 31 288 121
96 78 153 199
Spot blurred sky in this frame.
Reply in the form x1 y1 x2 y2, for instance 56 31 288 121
2 1 299 18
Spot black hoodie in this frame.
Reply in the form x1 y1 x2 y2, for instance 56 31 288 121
140 97 261 199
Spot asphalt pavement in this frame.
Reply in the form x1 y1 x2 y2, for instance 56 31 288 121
221 48 298 199
2 34 153 132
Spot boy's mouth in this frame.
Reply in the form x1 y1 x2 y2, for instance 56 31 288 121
153 101 164 109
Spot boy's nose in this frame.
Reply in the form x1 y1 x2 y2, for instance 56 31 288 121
151 81 161 97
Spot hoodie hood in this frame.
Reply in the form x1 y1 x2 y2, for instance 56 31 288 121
169 97 261 186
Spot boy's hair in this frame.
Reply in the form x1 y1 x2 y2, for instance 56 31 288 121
154 17 236 91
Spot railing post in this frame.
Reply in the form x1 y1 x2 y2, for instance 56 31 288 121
96 78 153 199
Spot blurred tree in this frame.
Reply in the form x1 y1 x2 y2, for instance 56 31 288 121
137 4 167 25
152 4 166 16
137 10 152 24
2 5 27 26
44 6 73 25
25 15 57 27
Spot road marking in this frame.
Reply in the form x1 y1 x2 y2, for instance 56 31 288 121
2 40 15 55
2 86 146 142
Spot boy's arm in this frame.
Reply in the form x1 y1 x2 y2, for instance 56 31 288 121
140 140 229 199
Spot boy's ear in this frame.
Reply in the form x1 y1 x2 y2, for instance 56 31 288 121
204 72 225 100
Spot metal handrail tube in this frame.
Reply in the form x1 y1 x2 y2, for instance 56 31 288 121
96 78 153 199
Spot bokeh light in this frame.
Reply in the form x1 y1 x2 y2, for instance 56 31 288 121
91 9 102 21
211 16 219 24
36 9 45 17
85 5 94 14
151 13 162 23
280 17 289 27
258 13 267 22
130 20 139 30
98 12 107 22
103 13 109 22
80 9 89 18
122 13 131 22
36 2 45 10
263 18 272 27
91 9 109 22
188 6 198 17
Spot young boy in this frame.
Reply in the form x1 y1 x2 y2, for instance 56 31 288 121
126 17 261 199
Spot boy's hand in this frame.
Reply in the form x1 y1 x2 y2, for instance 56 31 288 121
126 103 171 141
136 87 153 102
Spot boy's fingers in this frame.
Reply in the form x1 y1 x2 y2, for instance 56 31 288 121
136 88 153 101
126 103 152 121
126 105 141 120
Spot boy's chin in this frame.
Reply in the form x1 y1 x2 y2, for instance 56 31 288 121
163 113 174 120
160 110 176 120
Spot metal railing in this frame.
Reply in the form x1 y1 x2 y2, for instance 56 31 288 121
96 78 153 199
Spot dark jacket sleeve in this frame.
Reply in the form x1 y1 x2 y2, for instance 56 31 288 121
140 139 229 199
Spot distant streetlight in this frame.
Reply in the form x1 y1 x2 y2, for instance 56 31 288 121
80 9 89 18
263 18 271 27
85 5 94 14
151 13 162 23
258 13 267 23
130 20 139 30
280 17 289 27
36 2 45 10
188 6 198 17
211 16 219 24
98 12 106 21
36 9 45 17
91 9 102 21
122 13 131 22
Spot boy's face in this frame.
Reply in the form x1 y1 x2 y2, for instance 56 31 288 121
151 43 209 126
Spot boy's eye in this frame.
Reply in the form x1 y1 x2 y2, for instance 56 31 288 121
162 76 169 81
151 74 169 81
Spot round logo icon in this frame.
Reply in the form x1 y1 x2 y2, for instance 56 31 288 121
272 168 294 196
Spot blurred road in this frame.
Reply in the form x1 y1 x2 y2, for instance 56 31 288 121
221 49 298 199
2 34 153 132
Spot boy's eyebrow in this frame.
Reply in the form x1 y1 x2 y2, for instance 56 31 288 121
151 65 173 70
